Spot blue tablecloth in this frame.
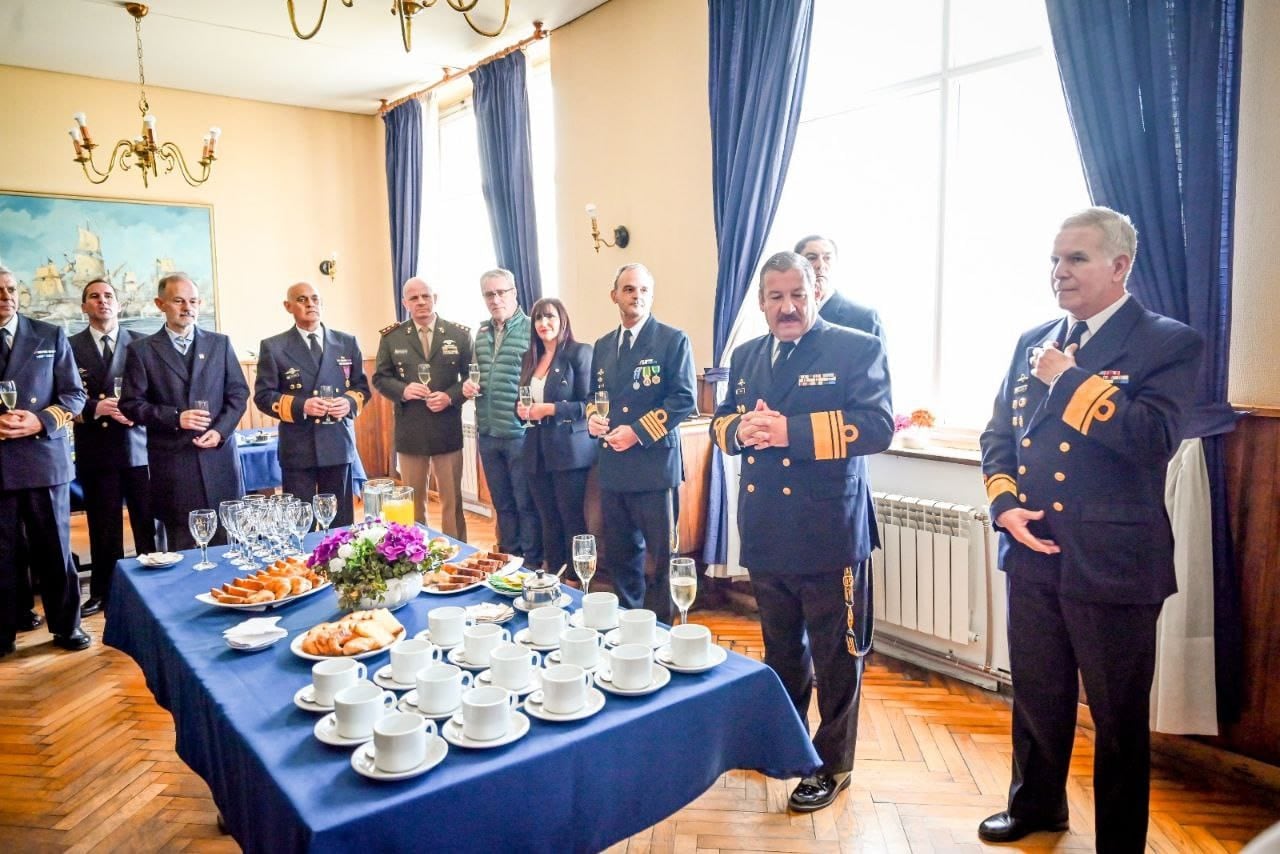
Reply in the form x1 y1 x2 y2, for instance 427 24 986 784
235 430 368 494
104 536 819 854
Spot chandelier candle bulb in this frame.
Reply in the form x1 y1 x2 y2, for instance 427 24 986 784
68 129 84 157
585 203 597 219
143 114 155 144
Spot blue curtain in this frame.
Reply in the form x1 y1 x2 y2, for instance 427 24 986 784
1046 0 1244 720
472 51 543 307
383 99 423 322
702 0 815 566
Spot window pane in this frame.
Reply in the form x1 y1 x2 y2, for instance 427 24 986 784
435 107 496 326
528 61 558 297
949 0 1051 68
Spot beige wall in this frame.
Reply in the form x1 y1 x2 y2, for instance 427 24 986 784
0 65 392 359
1229 1 1280 408
551 0 718 369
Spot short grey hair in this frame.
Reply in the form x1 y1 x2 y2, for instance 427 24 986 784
157 272 194 298
757 251 815 294
612 263 653 289
1061 207 1138 266
479 268 515 288
0 264 13 278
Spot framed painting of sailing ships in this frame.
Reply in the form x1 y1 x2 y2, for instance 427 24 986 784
0 190 218 336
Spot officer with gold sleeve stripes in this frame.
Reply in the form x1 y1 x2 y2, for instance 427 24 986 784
587 263 696 622
0 264 89 656
711 251 893 813
976 207 1204 852
253 282 370 527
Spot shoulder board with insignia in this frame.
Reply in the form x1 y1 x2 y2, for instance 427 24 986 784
379 322 401 336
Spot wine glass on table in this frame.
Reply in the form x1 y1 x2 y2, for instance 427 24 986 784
313 493 337 534
669 557 697 626
318 385 336 424
518 385 533 426
291 502 314 556
572 534 597 596
0 380 17 412
219 500 245 565
189 509 218 571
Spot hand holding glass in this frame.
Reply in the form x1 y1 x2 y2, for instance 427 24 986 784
518 385 533 425
112 377 124 399
189 509 219 571
468 362 481 395
417 364 431 389
572 534 597 595
0 380 17 411
318 385 336 424
670 557 697 625
594 390 610 420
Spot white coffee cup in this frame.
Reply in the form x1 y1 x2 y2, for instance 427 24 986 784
668 623 712 666
458 685 519 741
488 643 541 691
605 643 654 691
540 664 593 714
390 638 442 684
582 591 619 629
333 680 396 739
559 627 603 668
527 606 566 646
428 605 475 647
372 712 437 773
312 657 367 706
416 663 473 714
618 608 657 646
462 623 512 666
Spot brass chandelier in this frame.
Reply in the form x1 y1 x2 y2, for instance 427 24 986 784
68 3 220 188
286 0 512 52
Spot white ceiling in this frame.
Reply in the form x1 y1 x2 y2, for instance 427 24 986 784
1 0 609 114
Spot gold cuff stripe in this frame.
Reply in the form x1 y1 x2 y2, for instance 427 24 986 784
344 390 365 415
984 474 1018 503
810 410 855 461
585 402 596 418
43 405 74 432
1062 375 1120 436
274 394 296 423
639 409 668 441
712 414 737 453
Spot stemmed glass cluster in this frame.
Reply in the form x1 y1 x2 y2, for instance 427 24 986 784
209 493 326 570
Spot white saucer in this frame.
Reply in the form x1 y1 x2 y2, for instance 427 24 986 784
226 634 285 652
314 713 373 747
569 611 619 632
655 643 728 674
603 627 670 650
293 684 334 713
137 552 183 568
350 735 447 782
445 646 489 672
513 592 572 612
594 663 672 697
412 628 460 650
513 627 560 651
373 664 417 692
396 691 461 721
523 687 606 723
476 668 542 696
442 711 530 749
545 649 599 673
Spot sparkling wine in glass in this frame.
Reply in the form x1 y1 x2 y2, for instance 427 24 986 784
572 534 597 596
189 509 218 571
0 380 17 411
417 363 431 389
518 385 533 425
313 493 338 534
318 384 336 424
669 557 697 625
468 362 481 393
112 377 124 398
594 390 610 420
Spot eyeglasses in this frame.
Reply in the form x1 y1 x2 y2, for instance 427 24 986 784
482 287 515 301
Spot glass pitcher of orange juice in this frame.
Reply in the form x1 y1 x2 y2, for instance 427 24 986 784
381 485 415 526
361 478 395 521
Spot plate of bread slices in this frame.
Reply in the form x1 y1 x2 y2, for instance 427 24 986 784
291 608 405 660
422 551 522 594
195 557 330 610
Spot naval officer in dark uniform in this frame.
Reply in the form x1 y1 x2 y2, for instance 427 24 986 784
69 278 157 617
372 277 473 539
977 207 1203 852
794 235 885 341
587 263 696 623
711 251 893 812
121 273 248 551
254 281 370 527
0 265 89 655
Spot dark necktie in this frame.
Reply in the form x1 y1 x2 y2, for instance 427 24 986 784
1063 320 1089 351
308 332 322 367
774 340 796 368
101 335 114 366
0 329 10 376
621 328 633 356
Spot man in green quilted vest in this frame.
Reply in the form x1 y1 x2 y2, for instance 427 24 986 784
462 269 542 566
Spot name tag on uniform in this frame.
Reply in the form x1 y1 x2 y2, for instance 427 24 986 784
1099 370 1129 384
798 372 837 387
393 348 409 356
441 340 459 356
35 348 55 359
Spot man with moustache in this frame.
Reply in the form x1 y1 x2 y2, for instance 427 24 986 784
711 251 893 812
121 273 248 551
587 263 696 622
0 265 89 655
373 277 472 539
977 208 1203 851
69 278 157 617
254 282 370 527
794 235 885 341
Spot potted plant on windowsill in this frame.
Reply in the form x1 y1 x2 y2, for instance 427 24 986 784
308 522 446 611
896 408 937 449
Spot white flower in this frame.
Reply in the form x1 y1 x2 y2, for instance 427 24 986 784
359 525 387 544
337 544 355 559
329 557 345 573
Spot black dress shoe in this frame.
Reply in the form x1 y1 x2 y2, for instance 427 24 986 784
52 628 92 652
788 774 851 812
18 611 44 632
977 811 1069 842
80 597 105 618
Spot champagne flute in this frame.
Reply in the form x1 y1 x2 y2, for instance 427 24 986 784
219 500 244 564
518 385 533 426
292 502 314 555
572 534 597 596
468 361 481 395
417 363 431 390
669 557 697 626
313 492 338 534
0 380 17 411
112 377 124 398
594 390 610 420
189 509 218 571
318 384 336 424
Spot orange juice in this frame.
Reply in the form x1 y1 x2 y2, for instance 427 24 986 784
381 498 414 526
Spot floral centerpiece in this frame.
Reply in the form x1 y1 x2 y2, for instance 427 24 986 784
895 408 937 448
308 522 451 610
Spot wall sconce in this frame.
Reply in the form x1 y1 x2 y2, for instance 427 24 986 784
586 203 630 253
319 251 337 281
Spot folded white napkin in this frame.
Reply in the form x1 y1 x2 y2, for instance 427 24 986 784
224 616 287 644
467 603 514 623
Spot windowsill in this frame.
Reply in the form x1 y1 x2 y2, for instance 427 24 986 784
883 440 982 467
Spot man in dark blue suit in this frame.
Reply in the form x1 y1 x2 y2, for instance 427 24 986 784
712 251 893 812
121 274 248 551
588 264 696 622
794 235 885 341
977 208 1204 852
0 266 89 655
70 279 157 617
253 282 370 527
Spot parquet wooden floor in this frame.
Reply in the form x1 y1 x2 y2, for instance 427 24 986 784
2 506 1276 852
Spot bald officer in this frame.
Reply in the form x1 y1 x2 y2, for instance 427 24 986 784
711 251 893 812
